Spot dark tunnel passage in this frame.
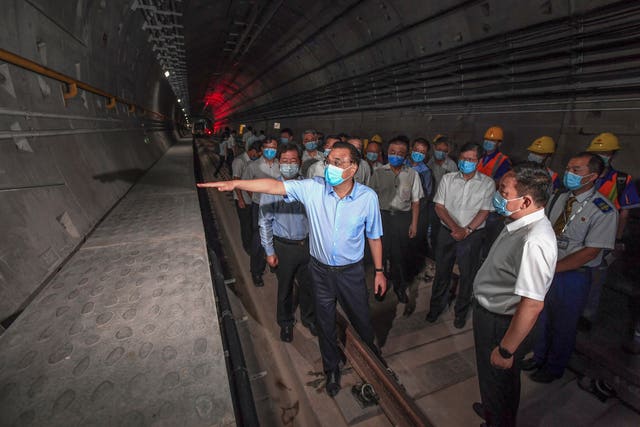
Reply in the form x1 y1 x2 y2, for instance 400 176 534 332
1 1 640 426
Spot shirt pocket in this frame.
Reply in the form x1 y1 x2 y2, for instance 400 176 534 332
346 215 365 238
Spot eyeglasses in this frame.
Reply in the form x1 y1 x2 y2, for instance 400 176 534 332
324 158 353 168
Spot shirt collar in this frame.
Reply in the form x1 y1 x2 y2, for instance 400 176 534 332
455 170 481 181
572 187 596 203
326 179 358 200
505 208 546 233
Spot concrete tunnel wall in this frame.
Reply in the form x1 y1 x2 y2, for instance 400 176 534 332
0 1 178 320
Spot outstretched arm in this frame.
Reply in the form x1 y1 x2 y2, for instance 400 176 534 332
198 178 286 195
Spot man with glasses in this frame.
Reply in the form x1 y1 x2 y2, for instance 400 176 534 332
198 141 386 398
307 135 340 178
426 142 495 329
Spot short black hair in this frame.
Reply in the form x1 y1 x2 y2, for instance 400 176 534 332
459 142 484 159
263 136 279 147
281 128 293 136
575 151 605 176
248 141 262 153
332 141 361 165
511 162 552 206
277 142 302 161
412 137 430 150
388 137 410 153
394 134 410 144
337 132 350 140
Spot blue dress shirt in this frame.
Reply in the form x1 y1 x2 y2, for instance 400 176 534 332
258 178 309 257
283 177 383 266
411 161 433 200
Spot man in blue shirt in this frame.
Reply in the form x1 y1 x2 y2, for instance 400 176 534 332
199 142 387 397
259 143 316 342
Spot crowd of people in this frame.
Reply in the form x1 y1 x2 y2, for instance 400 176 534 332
198 125 639 427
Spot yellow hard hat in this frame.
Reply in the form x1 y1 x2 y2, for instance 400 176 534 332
433 134 449 144
484 126 503 141
527 136 556 154
370 134 383 144
587 132 620 152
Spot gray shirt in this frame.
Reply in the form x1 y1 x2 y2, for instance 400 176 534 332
242 156 280 204
369 164 424 211
427 157 458 195
231 152 252 204
354 159 371 186
474 209 558 315
546 188 617 267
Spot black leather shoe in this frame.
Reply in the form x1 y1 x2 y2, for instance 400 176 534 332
325 369 341 397
426 310 440 323
305 322 318 337
280 325 293 342
472 402 485 420
454 316 466 329
521 357 542 372
395 288 409 304
530 368 559 383
252 275 264 287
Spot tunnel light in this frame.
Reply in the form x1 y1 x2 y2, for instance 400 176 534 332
164 70 170 77
177 98 181 103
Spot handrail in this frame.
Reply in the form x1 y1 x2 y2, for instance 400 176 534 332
0 48 169 121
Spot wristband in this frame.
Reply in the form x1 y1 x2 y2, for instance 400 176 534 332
374 268 384 273
498 345 513 359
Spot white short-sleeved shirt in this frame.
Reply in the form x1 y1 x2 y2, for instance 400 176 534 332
433 171 495 229
242 156 280 204
474 209 558 315
307 159 324 179
427 157 458 193
354 159 371 186
369 164 424 211
232 152 252 203
546 188 618 267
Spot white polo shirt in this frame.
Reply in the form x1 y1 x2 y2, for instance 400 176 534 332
433 171 494 229
474 209 558 315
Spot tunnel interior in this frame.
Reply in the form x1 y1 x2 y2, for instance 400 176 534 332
1 0 640 425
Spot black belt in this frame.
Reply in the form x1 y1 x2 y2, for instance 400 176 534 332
381 209 410 216
274 236 308 246
311 257 361 271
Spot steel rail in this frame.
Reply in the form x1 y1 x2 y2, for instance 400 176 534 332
0 48 169 121
336 313 433 427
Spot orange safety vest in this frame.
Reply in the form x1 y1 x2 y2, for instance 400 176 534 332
478 152 509 178
596 170 629 210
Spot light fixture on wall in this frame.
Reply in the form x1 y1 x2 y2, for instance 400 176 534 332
164 70 170 77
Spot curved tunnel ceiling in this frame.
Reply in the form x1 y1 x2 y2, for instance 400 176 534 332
183 0 640 126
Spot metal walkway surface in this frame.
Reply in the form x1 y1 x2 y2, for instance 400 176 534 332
0 142 235 426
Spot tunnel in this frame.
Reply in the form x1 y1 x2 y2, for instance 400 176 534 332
1 0 639 426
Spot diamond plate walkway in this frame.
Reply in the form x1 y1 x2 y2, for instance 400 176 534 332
0 142 235 426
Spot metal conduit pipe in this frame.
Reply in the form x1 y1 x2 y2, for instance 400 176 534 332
0 48 169 120
222 0 639 118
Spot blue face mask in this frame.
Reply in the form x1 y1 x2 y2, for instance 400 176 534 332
433 150 447 160
366 152 378 162
323 148 332 157
563 171 592 191
483 140 496 152
492 191 523 217
280 163 299 179
263 148 277 160
411 151 425 163
280 137 289 144
324 164 347 186
388 154 405 167
305 141 317 151
458 159 477 174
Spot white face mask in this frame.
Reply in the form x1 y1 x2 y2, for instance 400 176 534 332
527 152 545 164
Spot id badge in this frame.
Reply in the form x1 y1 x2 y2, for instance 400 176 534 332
557 236 569 250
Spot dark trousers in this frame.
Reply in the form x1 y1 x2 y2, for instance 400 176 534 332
250 203 266 276
408 199 429 275
474 303 532 427
309 258 376 372
235 201 253 255
429 226 484 318
381 210 412 292
427 201 440 258
532 269 591 376
274 238 315 327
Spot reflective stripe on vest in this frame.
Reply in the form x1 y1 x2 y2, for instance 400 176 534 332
478 152 507 178
596 172 625 210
